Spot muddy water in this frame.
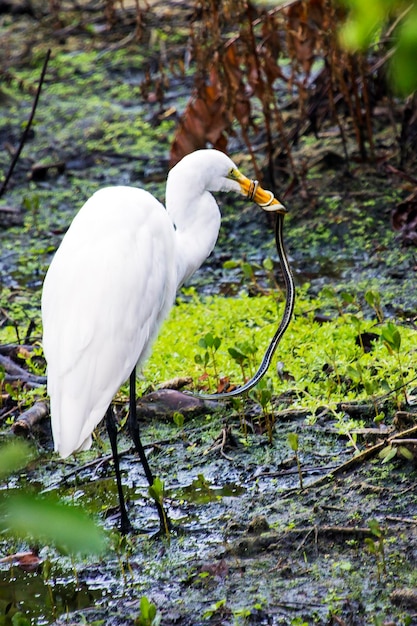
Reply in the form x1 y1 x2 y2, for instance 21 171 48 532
2 411 417 625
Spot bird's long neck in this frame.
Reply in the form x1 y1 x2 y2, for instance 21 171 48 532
166 186 221 288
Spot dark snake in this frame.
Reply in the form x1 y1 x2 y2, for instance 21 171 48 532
196 192 295 400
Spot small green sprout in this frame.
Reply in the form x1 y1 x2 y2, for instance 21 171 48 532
203 598 227 620
365 519 386 583
249 378 275 444
136 596 161 626
365 289 383 322
195 332 222 388
380 321 407 405
148 477 170 538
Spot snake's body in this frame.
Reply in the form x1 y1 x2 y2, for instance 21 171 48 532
197 210 295 400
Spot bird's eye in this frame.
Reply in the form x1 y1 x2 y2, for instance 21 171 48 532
227 168 239 181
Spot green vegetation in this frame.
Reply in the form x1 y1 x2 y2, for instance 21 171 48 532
0 441 107 555
143 287 415 419
1 280 415 434
136 596 161 626
340 0 417 94
365 519 387 583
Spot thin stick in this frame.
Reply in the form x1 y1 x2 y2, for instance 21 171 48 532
0 49 51 198
302 424 417 491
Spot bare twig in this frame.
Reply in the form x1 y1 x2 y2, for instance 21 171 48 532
385 515 417 525
203 425 235 461
302 424 417 491
0 49 51 198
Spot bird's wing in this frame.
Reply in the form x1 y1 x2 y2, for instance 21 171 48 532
42 187 177 457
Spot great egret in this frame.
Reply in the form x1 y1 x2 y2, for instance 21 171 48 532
42 148 286 535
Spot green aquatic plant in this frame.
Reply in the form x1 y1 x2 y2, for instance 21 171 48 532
148 477 170 538
249 377 275 444
0 441 107 555
365 519 387 583
136 596 161 626
380 321 407 405
194 332 222 390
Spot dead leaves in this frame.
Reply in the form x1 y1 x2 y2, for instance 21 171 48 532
170 42 254 168
169 0 376 182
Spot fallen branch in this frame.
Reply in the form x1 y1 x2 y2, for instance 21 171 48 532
390 588 417 609
11 401 49 436
302 424 417 491
0 344 36 358
385 515 417 525
389 438 417 445
0 354 46 387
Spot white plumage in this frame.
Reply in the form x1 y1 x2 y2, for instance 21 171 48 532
41 148 284 532
42 187 176 457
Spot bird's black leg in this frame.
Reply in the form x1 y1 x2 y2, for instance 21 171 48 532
128 368 171 537
105 406 133 535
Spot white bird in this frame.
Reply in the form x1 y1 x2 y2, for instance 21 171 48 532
41 148 286 534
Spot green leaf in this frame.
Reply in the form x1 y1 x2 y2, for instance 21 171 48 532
137 596 161 626
203 598 227 619
0 441 34 479
173 412 184 428
380 322 401 352
12 612 31 626
349 315 361 330
222 259 239 270
373 412 385 424
365 289 380 308
398 446 414 461
0 493 107 555
341 291 355 304
203 333 214 348
379 445 397 464
347 364 362 382
212 336 221 351
368 519 383 538
287 432 299 452
148 477 165 503
228 347 248 363
390 6 417 95
241 262 254 279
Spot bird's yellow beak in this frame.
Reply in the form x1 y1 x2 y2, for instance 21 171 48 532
228 168 287 214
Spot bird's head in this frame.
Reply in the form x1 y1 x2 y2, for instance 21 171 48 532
169 149 287 214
